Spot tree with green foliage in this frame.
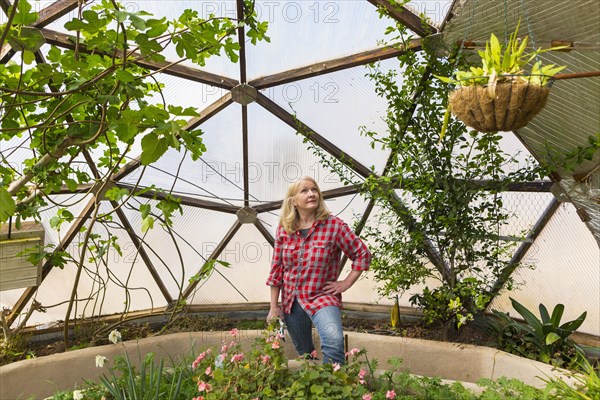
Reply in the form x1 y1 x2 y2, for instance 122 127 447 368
312 20 543 337
0 0 268 345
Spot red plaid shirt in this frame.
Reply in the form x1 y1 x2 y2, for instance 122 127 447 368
266 215 371 316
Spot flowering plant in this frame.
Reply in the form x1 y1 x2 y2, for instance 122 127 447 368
187 326 290 399
49 323 554 400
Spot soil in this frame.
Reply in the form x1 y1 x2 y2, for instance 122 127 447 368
1 313 494 367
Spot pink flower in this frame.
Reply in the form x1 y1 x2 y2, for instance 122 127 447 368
362 394 372 400
358 368 367 384
230 353 244 363
192 351 208 369
332 362 341 372
271 340 280 349
205 366 212 376
197 381 212 392
221 343 229 352
261 355 271 365
346 347 360 356
230 328 239 337
192 397 205 400
310 350 318 359
386 389 396 399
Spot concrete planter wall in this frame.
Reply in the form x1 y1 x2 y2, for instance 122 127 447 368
0 330 577 400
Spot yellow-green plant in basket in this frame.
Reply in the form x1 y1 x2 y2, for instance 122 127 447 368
437 22 567 137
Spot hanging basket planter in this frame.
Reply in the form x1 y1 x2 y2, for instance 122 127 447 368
448 80 550 133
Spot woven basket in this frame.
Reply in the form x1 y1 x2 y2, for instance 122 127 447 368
449 80 550 132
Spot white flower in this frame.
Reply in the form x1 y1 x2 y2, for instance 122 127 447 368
108 329 122 344
95 355 107 368
73 390 84 400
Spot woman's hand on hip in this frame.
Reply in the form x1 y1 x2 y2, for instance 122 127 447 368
322 280 350 296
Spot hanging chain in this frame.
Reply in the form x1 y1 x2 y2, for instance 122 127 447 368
503 0 509 43
453 0 479 73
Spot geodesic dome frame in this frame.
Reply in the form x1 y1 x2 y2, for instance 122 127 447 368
1 0 599 337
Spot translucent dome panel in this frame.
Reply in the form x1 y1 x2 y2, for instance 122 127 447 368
491 202 600 336
265 59 400 174
247 102 361 203
1 134 33 181
119 104 246 206
150 73 231 111
246 0 397 78
119 198 239 299
405 0 453 28
1 201 170 326
187 223 273 305
500 192 554 239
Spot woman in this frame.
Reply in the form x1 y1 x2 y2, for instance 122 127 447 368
266 177 371 365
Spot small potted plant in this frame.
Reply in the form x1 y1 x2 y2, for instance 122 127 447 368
438 23 566 133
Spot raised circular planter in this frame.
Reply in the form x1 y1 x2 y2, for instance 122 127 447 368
0 330 578 399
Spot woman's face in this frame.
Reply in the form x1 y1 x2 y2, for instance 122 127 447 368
293 180 320 214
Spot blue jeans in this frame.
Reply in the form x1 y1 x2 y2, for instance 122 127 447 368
284 298 345 365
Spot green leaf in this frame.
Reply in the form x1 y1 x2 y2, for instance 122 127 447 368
140 203 151 219
22 50 35 64
510 298 543 336
105 187 130 201
49 216 61 229
140 133 169 165
64 178 79 192
545 332 561 345
114 10 128 23
12 0 38 25
0 187 15 223
64 18 87 32
558 311 587 333
489 33 501 67
8 26 45 52
549 304 564 327
115 69 136 83
539 304 551 324
141 216 154 233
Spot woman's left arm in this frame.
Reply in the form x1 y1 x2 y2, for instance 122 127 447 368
322 220 371 295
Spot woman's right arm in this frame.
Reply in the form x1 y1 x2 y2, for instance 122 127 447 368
267 286 284 321
266 225 285 321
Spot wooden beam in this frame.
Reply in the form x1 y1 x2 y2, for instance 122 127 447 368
7 197 96 326
242 105 249 206
112 92 233 182
340 198 375 268
255 92 373 178
366 0 437 37
439 0 460 31
554 71 600 80
181 220 242 299
36 0 78 26
255 185 362 213
38 28 239 89
1 0 79 63
254 218 274 247
249 40 421 89
114 182 240 214
485 198 560 308
112 202 174 304
236 0 247 84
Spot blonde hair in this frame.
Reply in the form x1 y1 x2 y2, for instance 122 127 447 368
280 176 330 234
